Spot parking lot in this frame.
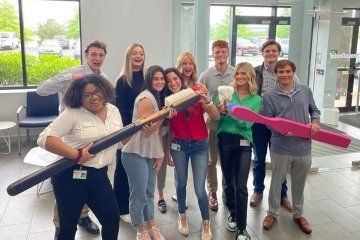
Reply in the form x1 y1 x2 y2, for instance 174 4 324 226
1 41 79 59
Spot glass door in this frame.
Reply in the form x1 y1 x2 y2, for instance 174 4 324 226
235 23 269 67
353 25 360 111
335 18 360 111
276 24 290 59
230 11 290 67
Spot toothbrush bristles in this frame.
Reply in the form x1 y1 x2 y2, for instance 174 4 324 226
165 89 198 108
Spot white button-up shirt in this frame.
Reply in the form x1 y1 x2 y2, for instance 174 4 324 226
37 103 123 169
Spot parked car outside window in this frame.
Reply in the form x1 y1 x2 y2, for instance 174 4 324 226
74 38 81 59
236 38 258 56
38 39 63 56
250 37 267 53
278 39 289 57
0 32 19 50
54 35 70 49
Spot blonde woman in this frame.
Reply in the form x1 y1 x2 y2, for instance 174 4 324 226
114 43 146 223
176 52 198 87
169 52 199 203
216 62 262 240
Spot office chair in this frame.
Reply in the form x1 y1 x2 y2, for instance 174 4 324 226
17 91 59 155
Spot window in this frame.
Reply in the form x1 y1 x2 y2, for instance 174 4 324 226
0 0 80 88
180 4 195 53
277 7 291 17
235 6 272 17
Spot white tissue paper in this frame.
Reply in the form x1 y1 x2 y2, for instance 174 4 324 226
218 86 234 104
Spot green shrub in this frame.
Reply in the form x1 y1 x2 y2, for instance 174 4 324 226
27 54 80 85
0 51 80 87
0 51 23 86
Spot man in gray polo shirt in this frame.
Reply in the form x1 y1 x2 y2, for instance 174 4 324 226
199 40 233 212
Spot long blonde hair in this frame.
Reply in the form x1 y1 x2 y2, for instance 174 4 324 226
119 43 146 86
175 52 198 87
232 62 258 95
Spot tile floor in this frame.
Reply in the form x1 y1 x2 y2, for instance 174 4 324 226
0 121 360 240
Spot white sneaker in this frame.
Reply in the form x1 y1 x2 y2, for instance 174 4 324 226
201 220 212 240
177 213 189 236
137 230 151 240
148 226 165 240
120 214 131 224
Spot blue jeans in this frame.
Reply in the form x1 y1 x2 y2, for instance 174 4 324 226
121 152 156 228
171 138 209 220
252 123 288 198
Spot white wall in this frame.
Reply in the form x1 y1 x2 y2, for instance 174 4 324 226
80 0 173 85
0 90 26 122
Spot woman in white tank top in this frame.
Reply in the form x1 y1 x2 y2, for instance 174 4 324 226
121 65 167 240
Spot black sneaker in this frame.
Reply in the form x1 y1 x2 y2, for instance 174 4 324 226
78 216 100 234
157 199 167 213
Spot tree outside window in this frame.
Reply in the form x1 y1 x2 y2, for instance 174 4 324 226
0 0 81 88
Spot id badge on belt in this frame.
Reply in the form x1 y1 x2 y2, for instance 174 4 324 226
240 139 250 146
73 165 87 180
171 143 181 151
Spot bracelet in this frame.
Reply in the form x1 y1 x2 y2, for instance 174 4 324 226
206 100 213 105
73 148 83 163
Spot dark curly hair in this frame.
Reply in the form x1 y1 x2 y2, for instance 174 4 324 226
63 74 115 108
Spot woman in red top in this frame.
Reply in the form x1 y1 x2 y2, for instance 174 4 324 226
164 68 219 240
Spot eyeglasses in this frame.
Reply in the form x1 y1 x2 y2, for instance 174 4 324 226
83 88 102 99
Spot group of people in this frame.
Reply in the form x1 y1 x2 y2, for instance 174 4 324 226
35 38 320 240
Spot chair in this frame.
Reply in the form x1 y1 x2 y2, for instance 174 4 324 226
23 146 59 196
17 91 59 155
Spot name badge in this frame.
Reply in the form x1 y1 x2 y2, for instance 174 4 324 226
240 139 250 146
171 143 181 151
73 169 87 179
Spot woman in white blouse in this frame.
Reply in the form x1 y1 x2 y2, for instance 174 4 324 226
37 74 123 240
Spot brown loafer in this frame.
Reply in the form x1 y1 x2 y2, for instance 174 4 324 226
294 217 312 234
208 192 218 211
281 197 293 212
250 192 263 207
263 214 276 230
